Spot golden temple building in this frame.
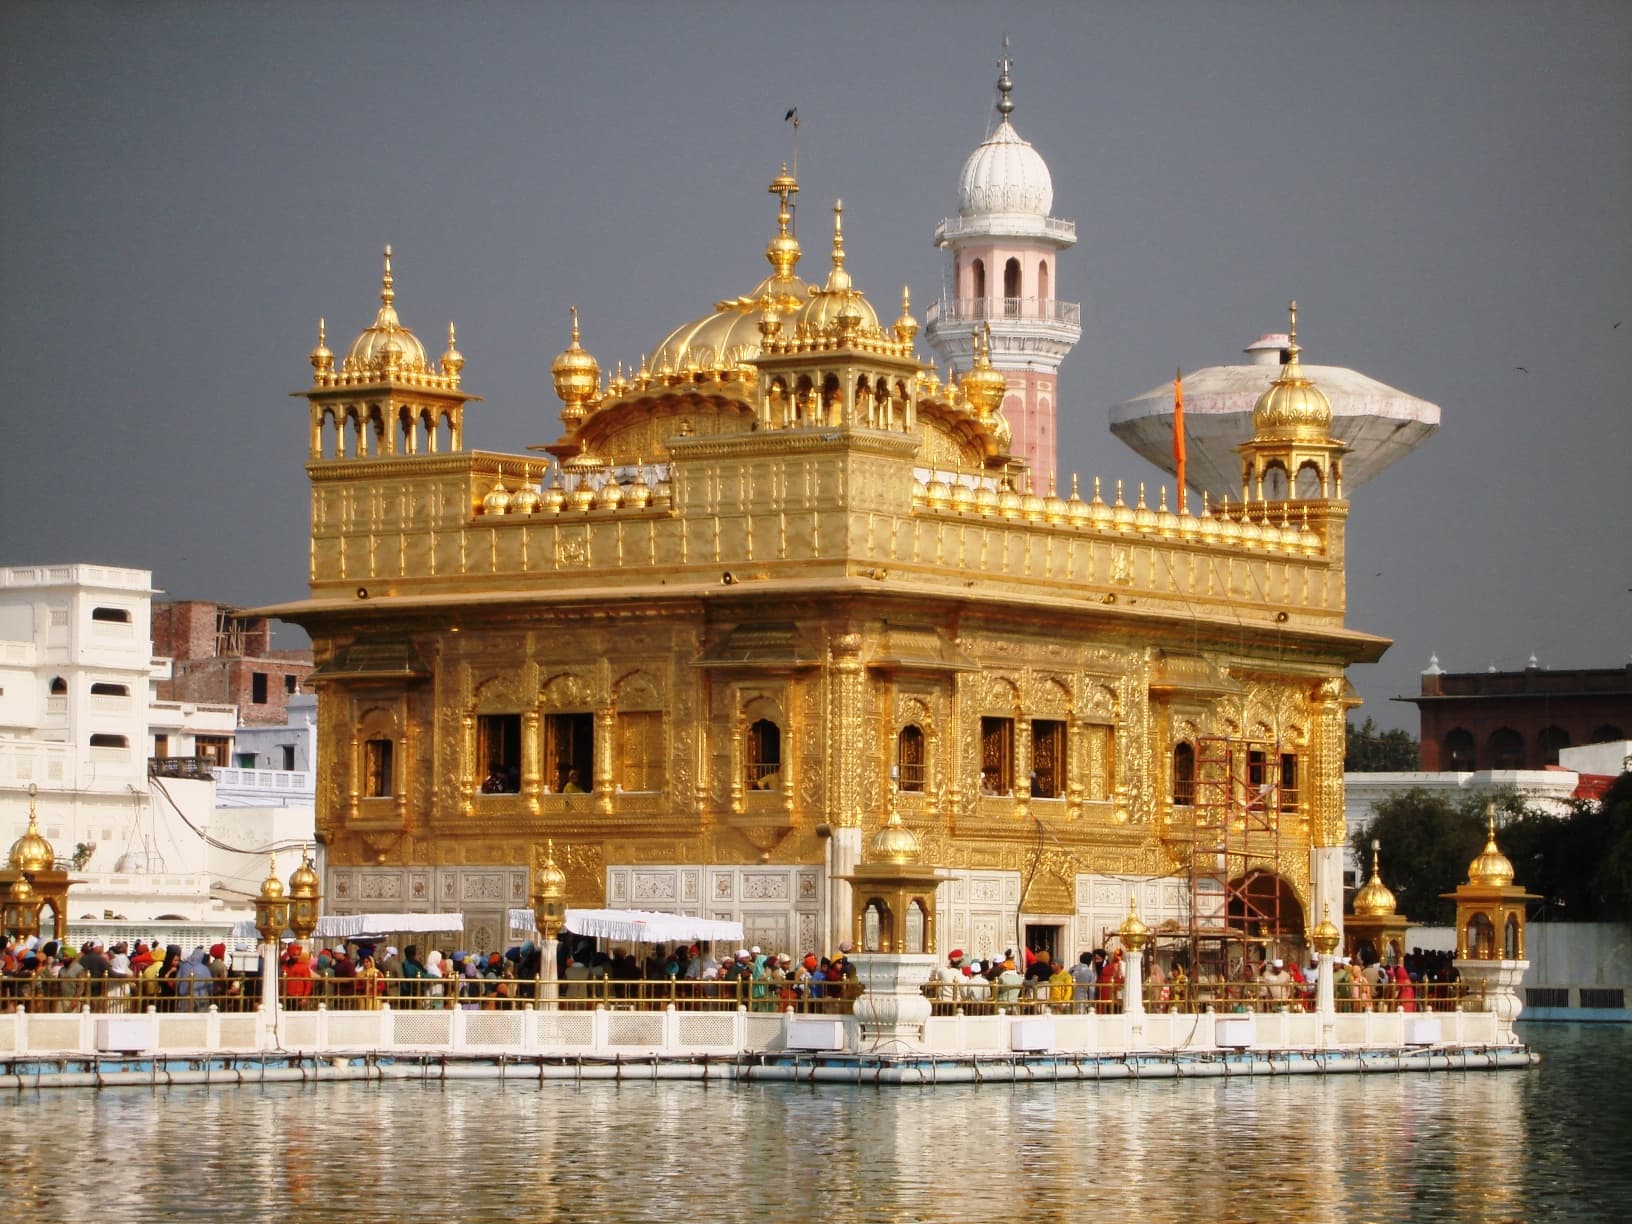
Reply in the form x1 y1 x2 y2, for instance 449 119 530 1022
263 66 1388 963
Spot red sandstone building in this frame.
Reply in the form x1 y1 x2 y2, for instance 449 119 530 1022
1405 661 1632 771
150 601 313 728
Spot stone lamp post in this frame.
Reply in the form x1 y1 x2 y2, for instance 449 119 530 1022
1309 904 1342 1041
531 841 567 1007
254 855 291 1033
1118 898 1150 1019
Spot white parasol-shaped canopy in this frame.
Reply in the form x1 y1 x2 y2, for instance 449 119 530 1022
507 907 743 945
313 912 465 940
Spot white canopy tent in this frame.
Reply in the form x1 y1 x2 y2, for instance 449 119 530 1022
312 913 466 940
507 907 743 945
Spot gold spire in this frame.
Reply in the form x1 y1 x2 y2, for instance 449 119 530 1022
339 243 433 378
441 322 464 382
552 305 601 427
765 163 802 282
959 322 1007 416
825 198 852 294
893 285 918 344
308 317 333 374
996 33 1015 120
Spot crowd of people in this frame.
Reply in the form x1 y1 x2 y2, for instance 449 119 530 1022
0 934 240 1011
4 929 1471 1016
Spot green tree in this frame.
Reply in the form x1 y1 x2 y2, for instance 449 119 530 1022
1345 716 1420 772
1500 772 1632 923
1352 787 1519 924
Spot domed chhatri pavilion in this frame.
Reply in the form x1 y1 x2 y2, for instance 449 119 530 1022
263 56 1389 964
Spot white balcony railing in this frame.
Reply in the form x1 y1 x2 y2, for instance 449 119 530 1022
924 297 1081 329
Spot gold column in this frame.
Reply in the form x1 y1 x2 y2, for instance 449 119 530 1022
1015 713 1032 819
522 707 542 816
346 731 360 822
830 634 865 827
594 704 616 815
460 709 476 819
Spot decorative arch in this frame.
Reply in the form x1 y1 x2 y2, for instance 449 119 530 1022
1486 726 1524 770
612 668 663 710
1537 725 1572 766
1003 257 1021 310
1172 741 1197 806
972 257 986 301
1037 260 1049 302
896 723 926 792
1294 461 1324 499
1444 727 1476 770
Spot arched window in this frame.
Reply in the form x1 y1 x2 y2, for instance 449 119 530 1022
1294 462 1324 499
49 677 68 696
1504 913 1520 959
1003 258 1021 315
971 258 986 303
1037 260 1049 304
1172 742 1196 806
1487 727 1524 770
904 899 927 954
862 897 888 951
896 724 926 792
1261 462 1289 500
1466 912 1495 959
746 719 781 789
1537 726 1571 766
1590 724 1624 745
1444 728 1475 771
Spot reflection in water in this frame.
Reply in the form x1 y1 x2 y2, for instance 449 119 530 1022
0 1025 1627 1222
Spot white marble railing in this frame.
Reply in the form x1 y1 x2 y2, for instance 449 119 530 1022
0 1004 1502 1060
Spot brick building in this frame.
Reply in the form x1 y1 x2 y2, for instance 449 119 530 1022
151 601 313 727
1405 659 1632 771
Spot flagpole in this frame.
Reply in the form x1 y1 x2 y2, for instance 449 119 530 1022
1173 367 1188 514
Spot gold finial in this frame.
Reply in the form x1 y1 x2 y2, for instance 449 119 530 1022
827 198 852 290
765 163 803 282
381 244 395 306
441 321 464 380
551 305 600 422
309 317 334 374
894 285 918 344
1287 299 1299 357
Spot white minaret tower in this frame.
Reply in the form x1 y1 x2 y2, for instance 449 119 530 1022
924 40 1081 484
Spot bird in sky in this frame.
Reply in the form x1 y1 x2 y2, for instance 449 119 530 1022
1615 321 1623 329
1514 366 1529 373
785 107 797 121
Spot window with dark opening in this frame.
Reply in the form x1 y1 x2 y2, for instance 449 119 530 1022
478 714 522 793
90 682 129 697
1031 719 1066 798
1172 742 1196 807
251 672 269 704
364 738 393 797
90 733 128 748
896 724 926 792
746 719 781 790
546 712 594 793
91 607 131 623
980 717 1014 795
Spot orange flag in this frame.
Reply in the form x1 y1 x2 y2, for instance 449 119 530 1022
1173 367 1187 512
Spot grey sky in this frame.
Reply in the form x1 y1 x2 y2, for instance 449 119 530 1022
3 3 1627 732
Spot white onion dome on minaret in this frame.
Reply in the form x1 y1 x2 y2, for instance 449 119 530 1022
343 245 431 375
956 51 1054 218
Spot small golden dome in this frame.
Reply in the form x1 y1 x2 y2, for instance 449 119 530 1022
959 324 1007 417
925 473 952 509
8 807 54 873
624 464 652 509
594 478 624 510
791 200 881 337
1309 905 1341 955
343 246 432 376
308 318 334 374
259 857 287 900
1468 813 1516 887
1118 898 1150 950
998 482 1024 517
869 809 922 865
441 322 464 381
9 875 36 904
950 479 976 511
893 285 919 345
1252 301 1333 441
541 484 566 514
482 482 511 516
1352 869 1397 918
552 307 601 422
288 853 320 899
511 481 541 514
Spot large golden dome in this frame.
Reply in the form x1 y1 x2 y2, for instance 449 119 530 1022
342 246 432 376
648 167 811 374
1251 301 1332 442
